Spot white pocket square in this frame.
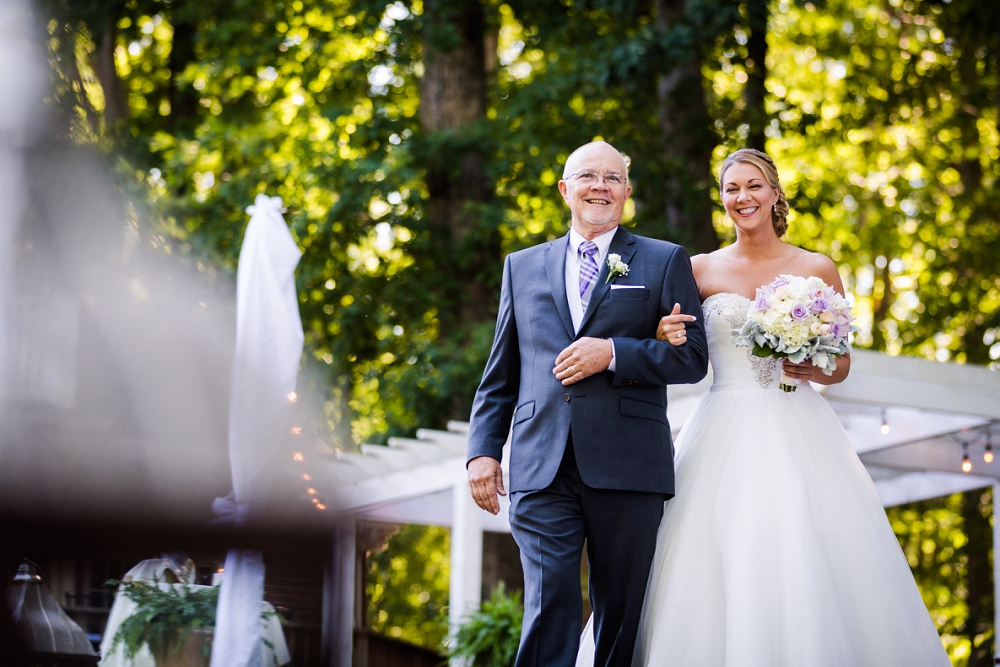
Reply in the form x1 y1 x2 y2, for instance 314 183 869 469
610 284 645 290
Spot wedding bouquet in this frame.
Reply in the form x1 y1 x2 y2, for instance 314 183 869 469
733 275 856 392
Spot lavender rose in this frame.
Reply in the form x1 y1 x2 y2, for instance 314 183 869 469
771 277 790 288
755 293 770 312
791 303 810 320
810 297 829 313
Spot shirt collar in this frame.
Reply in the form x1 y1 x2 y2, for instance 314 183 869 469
568 225 618 259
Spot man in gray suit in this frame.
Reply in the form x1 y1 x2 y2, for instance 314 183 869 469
466 141 709 666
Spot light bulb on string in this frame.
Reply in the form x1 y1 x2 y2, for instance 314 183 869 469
985 431 994 464
962 444 972 473
880 408 890 435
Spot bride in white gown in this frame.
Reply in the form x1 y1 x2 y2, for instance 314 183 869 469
577 149 950 666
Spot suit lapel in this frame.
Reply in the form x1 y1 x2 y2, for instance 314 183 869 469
577 227 636 336
545 234 575 339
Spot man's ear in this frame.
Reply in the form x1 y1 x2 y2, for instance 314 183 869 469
558 180 569 200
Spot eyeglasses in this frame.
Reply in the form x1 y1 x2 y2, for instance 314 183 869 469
564 171 627 186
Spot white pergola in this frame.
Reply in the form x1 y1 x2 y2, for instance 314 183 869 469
321 349 1000 662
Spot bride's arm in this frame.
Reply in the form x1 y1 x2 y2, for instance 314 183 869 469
782 252 852 385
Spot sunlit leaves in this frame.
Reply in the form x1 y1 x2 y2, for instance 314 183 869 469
367 525 451 648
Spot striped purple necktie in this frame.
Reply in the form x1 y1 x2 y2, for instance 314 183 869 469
579 241 599 308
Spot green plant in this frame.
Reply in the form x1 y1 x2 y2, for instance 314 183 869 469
448 584 523 667
107 578 219 661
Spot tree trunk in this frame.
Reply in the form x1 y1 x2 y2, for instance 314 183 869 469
743 0 768 151
653 0 720 255
870 258 892 351
94 22 129 128
419 0 497 421
167 15 199 131
420 0 490 257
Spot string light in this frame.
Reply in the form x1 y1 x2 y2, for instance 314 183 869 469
287 391 298 403
293 452 304 462
316 503 327 510
880 408 890 435
291 426 302 435
962 443 972 473
985 431 994 464
307 487 316 495
302 473 311 481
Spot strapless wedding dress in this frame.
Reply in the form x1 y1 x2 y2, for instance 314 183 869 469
577 292 949 666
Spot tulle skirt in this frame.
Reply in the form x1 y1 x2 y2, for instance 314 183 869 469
577 384 950 667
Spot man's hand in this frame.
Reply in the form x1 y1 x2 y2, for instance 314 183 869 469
553 337 613 386
468 456 506 515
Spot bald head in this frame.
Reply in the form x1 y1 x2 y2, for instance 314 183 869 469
562 141 629 182
557 141 632 240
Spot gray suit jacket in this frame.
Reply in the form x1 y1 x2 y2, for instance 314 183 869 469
467 228 709 495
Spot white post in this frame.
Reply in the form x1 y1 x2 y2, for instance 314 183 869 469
994 482 1000 663
323 516 356 667
449 479 483 642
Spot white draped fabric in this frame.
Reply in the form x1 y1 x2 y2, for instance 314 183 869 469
211 194 303 667
225 194 304 510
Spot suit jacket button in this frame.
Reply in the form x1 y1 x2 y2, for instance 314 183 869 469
564 393 571 402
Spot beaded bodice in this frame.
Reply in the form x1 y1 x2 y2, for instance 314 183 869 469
701 292 779 390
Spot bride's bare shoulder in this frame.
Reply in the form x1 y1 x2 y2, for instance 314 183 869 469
691 247 730 270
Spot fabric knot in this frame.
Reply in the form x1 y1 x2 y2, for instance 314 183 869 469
245 194 287 216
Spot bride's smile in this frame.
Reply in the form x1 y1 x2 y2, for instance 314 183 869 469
722 161 781 231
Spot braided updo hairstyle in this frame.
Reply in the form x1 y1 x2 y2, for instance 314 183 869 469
718 148 789 237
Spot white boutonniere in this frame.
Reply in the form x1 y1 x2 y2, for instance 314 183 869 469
605 253 630 284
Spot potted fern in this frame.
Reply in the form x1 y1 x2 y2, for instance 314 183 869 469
106 578 218 667
448 584 523 667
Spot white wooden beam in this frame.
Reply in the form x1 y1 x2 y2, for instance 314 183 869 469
874 470 995 507
324 516 355 667
448 480 483 652
826 349 1000 420
994 483 1000 662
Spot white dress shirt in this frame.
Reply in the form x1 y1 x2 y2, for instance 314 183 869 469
565 226 617 371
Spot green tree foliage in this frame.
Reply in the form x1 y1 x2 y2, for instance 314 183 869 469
367 524 451 648
765 0 1000 364
40 0 999 443
888 488 995 666
448 583 523 667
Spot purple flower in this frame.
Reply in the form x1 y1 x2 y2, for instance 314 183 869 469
810 298 829 313
755 293 770 312
830 322 844 339
771 277 790 289
791 304 810 320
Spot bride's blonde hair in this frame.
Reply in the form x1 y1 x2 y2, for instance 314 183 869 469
718 148 789 237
